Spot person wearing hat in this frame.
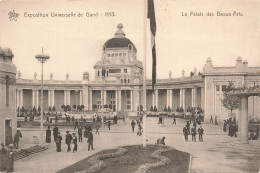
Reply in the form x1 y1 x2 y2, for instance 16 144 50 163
72 133 77 153
6 144 14 172
53 124 59 141
198 125 204 142
87 130 94 151
0 143 7 171
65 131 72 152
45 126 51 143
55 132 62 152
131 120 136 133
13 130 22 149
183 125 189 142
78 125 83 142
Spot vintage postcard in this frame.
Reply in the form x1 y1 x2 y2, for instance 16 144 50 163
0 0 260 173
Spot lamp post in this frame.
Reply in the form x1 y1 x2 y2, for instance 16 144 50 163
35 48 50 145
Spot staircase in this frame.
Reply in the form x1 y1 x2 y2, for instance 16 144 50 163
14 145 48 161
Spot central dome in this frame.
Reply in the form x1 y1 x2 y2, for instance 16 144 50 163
104 23 136 50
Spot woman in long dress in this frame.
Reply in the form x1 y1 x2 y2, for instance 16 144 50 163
45 126 51 143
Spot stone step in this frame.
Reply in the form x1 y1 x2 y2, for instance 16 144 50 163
14 145 48 161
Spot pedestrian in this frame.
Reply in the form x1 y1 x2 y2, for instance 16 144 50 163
223 120 227 132
53 124 59 141
123 115 125 123
74 120 79 130
191 126 197 142
65 131 72 152
183 125 189 142
108 120 111 130
172 117 176 125
72 133 77 153
198 126 204 142
186 121 190 135
6 144 14 173
87 131 94 151
45 126 51 143
131 120 136 133
210 115 213 123
95 122 100 135
55 114 58 123
215 116 218 125
0 143 7 172
78 126 83 142
55 132 62 152
13 130 22 149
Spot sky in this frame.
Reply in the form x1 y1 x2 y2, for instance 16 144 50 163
0 0 260 81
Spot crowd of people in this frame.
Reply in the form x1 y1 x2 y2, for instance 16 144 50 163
183 120 204 142
45 123 95 153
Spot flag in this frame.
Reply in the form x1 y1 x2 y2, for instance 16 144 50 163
147 0 156 92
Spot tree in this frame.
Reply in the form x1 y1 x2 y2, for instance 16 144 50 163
154 105 157 112
22 106 25 113
150 105 154 112
221 82 240 113
176 106 180 113
73 105 76 109
190 71 194 76
61 105 65 110
52 106 56 112
163 105 167 112
77 105 82 110
81 105 85 110
167 106 171 112
180 106 184 113
93 104 97 109
48 106 52 112
66 105 71 111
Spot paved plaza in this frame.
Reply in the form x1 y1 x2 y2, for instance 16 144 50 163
14 117 260 173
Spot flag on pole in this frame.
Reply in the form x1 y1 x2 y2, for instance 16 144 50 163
147 0 156 92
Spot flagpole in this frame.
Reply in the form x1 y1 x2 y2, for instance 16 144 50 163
142 0 147 147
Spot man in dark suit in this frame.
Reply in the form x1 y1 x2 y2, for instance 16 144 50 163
198 126 204 142
65 131 72 152
13 130 22 149
183 125 189 142
191 126 197 142
56 132 62 152
131 120 136 132
53 124 59 141
87 131 94 151
78 126 83 142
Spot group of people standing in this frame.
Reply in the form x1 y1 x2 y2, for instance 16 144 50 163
183 121 204 142
45 123 94 153
223 117 238 138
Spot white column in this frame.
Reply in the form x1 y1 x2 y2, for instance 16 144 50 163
180 89 183 107
167 89 170 107
183 88 186 112
32 89 35 108
240 96 249 144
131 90 133 111
191 88 194 107
36 90 39 108
89 90 92 111
80 90 82 106
169 89 173 110
67 90 71 105
155 89 158 109
52 90 55 107
118 90 121 111
64 90 67 105
16 89 20 109
48 90 51 107
115 90 118 111
104 90 107 105
20 89 23 108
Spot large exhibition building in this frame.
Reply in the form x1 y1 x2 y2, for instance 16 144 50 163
14 23 260 121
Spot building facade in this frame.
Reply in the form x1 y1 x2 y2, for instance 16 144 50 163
0 46 17 146
15 24 260 121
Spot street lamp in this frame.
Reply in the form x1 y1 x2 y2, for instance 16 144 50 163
35 48 50 145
